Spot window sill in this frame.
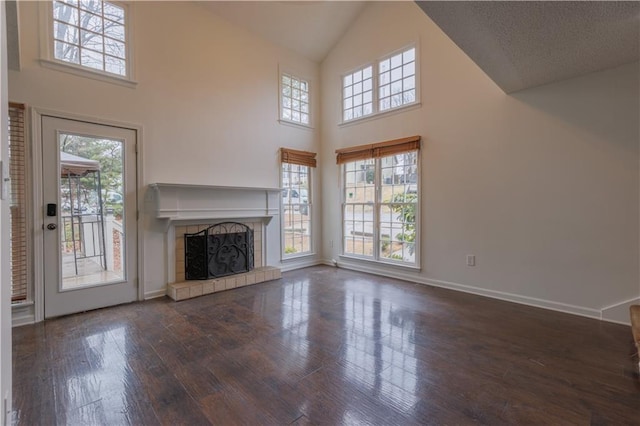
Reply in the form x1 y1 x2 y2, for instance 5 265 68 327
40 59 138 89
339 102 422 128
278 119 314 131
339 254 421 271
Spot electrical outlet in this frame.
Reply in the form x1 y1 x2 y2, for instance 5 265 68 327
466 255 476 266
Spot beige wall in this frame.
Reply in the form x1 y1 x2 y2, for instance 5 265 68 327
9 1 321 299
320 2 639 322
8 1 639 324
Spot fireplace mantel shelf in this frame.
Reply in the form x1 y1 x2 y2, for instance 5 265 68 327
150 183 282 193
149 183 281 224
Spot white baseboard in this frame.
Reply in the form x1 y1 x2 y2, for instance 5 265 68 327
279 258 324 272
333 258 606 322
12 303 35 327
144 288 168 300
601 297 640 325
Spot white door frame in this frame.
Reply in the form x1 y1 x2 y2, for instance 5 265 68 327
31 107 144 322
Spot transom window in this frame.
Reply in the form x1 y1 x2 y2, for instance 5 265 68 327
281 73 310 126
338 136 420 266
52 0 128 77
281 148 316 258
343 65 373 121
342 45 418 123
379 47 416 111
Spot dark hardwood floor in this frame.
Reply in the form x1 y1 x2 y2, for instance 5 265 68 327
12 266 640 425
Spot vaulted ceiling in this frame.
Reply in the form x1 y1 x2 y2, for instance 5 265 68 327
417 1 640 93
200 1 640 93
199 1 368 63
6 1 640 93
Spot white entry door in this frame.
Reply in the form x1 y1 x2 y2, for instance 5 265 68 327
42 116 137 318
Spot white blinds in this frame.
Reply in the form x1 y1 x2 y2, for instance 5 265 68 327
9 102 28 303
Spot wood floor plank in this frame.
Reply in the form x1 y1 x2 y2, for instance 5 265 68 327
12 266 640 425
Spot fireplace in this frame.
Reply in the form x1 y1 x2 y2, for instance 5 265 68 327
173 219 264 284
184 222 254 280
149 183 283 301
168 219 280 300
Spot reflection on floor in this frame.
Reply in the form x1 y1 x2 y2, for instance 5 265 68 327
61 254 123 290
11 266 640 425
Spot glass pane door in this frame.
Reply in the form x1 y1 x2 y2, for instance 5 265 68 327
59 134 125 290
42 115 137 319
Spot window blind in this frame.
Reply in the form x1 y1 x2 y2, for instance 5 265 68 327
9 102 28 303
335 135 421 164
280 148 317 168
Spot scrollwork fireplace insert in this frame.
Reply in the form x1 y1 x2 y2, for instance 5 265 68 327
184 222 254 280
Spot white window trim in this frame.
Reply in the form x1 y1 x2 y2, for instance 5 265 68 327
340 153 421 270
340 42 420 126
280 162 314 260
278 66 313 129
38 1 137 88
341 62 375 123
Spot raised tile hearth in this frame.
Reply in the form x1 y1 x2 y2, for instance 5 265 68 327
167 266 282 301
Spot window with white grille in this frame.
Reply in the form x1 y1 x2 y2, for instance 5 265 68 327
378 47 416 112
280 148 316 258
281 73 310 126
51 0 129 77
342 65 373 122
341 45 418 123
337 136 420 267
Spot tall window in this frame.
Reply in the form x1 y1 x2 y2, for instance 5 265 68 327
9 103 29 303
342 45 418 123
281 148 316 257
281 73 310 126
52 0 128 77
338 136 420 266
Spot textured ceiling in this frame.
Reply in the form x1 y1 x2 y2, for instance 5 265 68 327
200 1 368 63
417 1 640 93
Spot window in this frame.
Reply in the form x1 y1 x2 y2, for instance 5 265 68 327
342 45 418 123
51 0 128 77
338 136 420 266
281 148 316 257
281 73 310 126
343 65 373 122
8 103 29 303
378 47 416 112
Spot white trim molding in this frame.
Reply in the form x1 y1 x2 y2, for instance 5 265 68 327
37 1 137 88
144 288 167 300
279 256 322 272
332 258 610 322
30 107 144 322
601 297 640 325
149 183 281 226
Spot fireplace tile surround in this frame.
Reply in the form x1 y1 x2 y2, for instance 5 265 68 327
149 184 283 301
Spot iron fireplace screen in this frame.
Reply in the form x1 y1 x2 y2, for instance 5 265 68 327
184 222 254 280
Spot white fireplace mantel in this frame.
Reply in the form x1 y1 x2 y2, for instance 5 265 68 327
148 183 281 225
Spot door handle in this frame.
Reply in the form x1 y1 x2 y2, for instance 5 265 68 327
47 223 57 230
